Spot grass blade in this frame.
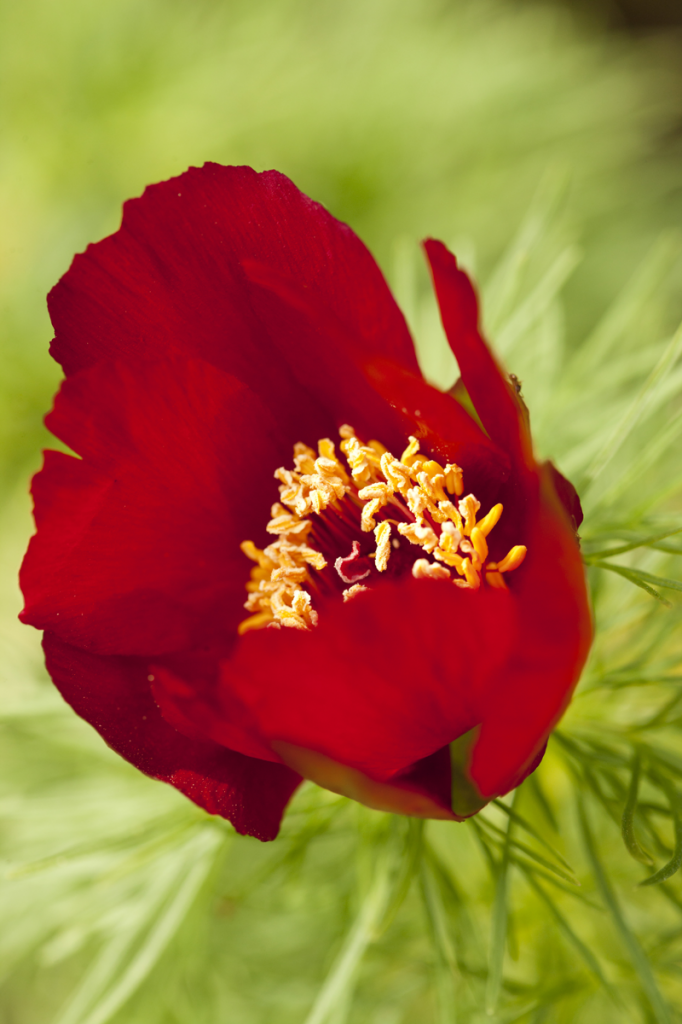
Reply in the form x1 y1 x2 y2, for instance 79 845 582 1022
485 793 517 1015
622 754 654 866
477 816 580 886
572 234 680 377
589 409 682 512
639 778 682 887
494 246 581 358
303 843 393 1024
584 319 682 487
588 561 673 605
577 799 671 1024
521 868 617 1000
585 526 682 561
420 856 458 1024
492 798 577 878
54 827 222 1024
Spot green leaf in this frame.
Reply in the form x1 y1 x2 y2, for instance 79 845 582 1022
485 793 517 1015
639 778 682 887
585 525 682 561
583 318 682 487
589 408 682 511
494 245 581 358
53 827 223 1024
521 868 618 999
621 754 654 866
588 561 674 604
578 800 671 1024
420 856 458 1024
572 234 681 379
477 816 581 887
492 798 577 878
303 839 394 1024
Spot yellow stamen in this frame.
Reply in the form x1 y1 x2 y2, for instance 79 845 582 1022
374 521 392 572
398 521 439 553
494 545 527 573
380 453 412 496
435 501 463 529
444 463 464 496
361 498 383 532
412 558 450 581
237 611 274 635
476 503 503 537
462 557 481 590
417 462 449 503
401 435 420 465
406 485 433 522
458 494 481 536
485 571 508 590
238 427 527 633
358 482 393 502
470 526 489 563
293 442 316 474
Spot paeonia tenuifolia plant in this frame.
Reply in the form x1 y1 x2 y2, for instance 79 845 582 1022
20 164 592 840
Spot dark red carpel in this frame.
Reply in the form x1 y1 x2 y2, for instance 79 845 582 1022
20 166 592 840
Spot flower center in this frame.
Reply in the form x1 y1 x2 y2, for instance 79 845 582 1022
238 425 526 634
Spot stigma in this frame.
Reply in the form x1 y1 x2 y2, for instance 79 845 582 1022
238 426 526 634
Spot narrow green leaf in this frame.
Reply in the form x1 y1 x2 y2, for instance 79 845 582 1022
492 799 577 878
589 561 671 604
494 246 581 357
54 828 222 1024
485 793 517 1014
377 817 423 934
521 867 617 998
81 830 221 1024
639 778 682 887
578 799 671 1024
303 842 393 1024
477 816 580 886
572 233 680 377
420 857 458 1024
584 319 682 486
484 166 569 335
589 408 682 511
526 773 558 832
621 754 654 866
585 526 682 561
510 858 602 909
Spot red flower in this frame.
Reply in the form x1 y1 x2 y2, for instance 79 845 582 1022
19 164 592 841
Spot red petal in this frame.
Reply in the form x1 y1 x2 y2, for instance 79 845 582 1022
242 259 410 451
20 356 285 655
242 259 510 501
43 632 301 840
361 356 511 497
217 579 517 782
49 164 418 438
423 239 533 469
151 662 280 765
470 465 592 796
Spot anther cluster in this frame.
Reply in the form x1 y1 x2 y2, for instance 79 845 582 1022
239 426 526 634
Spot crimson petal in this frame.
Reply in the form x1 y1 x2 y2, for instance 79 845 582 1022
213 579 517 782
469 465 592 795
43 632 301 841
423 239 533 469
20 356 287 655
49 164 418 445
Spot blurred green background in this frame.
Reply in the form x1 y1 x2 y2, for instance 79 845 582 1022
2 1 682 1022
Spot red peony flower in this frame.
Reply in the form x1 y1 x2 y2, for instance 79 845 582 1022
19 164 592 841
